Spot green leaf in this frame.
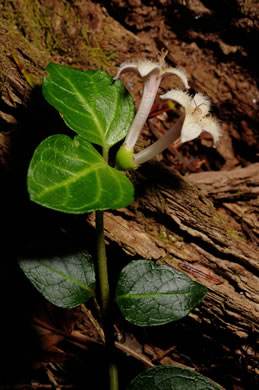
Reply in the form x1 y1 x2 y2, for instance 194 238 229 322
115 260 207 326
27 134 134 213
42 63 135 149
19 249 96 309
127 365 222 390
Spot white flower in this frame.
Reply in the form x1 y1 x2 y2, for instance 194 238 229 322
115 54 221 171
160 89 221 145
114 51 189 151
114 57 189 88
133 89 221 167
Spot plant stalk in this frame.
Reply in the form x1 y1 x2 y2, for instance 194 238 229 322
96 210 110 317
96 209 119 390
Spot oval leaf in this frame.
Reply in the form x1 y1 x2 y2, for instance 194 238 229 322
42 63 135 148
115 260 207 326
27 134 134 213
127 365 222 390
19 249 96 309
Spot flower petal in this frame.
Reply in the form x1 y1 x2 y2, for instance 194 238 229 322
137 61 160 78
161 67 189 89
161 89 193 114
181 117 202 143
192 92 211 116
200 116 221 145
114 60 160 80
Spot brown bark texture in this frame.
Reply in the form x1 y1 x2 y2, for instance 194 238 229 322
0 1 258 389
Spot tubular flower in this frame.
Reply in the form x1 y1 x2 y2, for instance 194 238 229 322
114 52 189 154
160 89 221 145
133 89 221 166
115 53 221 170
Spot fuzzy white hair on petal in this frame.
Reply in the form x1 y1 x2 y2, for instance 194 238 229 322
192 93 211 116
114 60 160 80
161 89 193 111
137 61 160 78
163 67 189 89
200 116 221 145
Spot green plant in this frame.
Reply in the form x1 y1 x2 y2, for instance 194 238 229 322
19 53 222 389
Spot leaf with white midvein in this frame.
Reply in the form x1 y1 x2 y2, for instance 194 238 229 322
116 260 207 326
42 63 135 149
27 134 134 213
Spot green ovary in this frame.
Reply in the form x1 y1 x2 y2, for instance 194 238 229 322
115 145 136 171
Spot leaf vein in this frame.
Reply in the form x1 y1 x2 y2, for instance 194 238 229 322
38 261 94 294
54 68 106 144
117 291 191 299
35 161 106 198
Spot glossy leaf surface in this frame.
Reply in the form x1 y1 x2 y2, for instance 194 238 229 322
19 249 95 309
116 260 207 326
42 63 135 149
27 134 134 213
127 365 222 390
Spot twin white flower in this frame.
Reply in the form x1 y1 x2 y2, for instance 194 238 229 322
115 52 221 170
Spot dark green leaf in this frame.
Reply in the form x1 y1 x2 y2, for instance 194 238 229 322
115 260 207 326
127 365 222 390
27 134 134 213
42 63 135 149
19 249 96 309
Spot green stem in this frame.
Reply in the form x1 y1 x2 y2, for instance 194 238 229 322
94 145 119 389
110 363 119 390
96 210 109 317
96 210 119 390
102 145 109 163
